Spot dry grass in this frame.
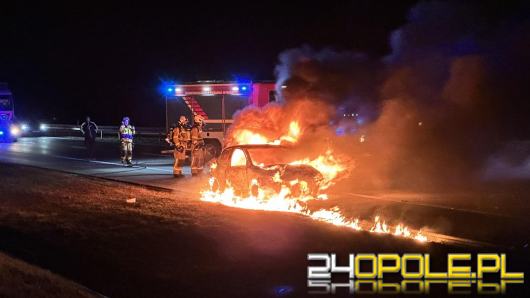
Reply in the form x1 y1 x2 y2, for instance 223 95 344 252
0 163 527 297
0 252 97 298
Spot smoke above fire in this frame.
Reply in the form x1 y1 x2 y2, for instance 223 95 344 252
226 1 530 191
200 1 530 245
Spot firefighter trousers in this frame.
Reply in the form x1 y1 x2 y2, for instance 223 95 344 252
191 144 205 175
173 144 187 175
120 142 133 162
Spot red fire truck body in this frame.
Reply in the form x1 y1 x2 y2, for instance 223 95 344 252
164 81 277 156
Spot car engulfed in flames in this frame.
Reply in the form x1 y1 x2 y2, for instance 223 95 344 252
200 120 429 243
209 144 325 199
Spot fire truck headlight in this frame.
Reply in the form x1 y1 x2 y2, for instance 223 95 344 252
39 123 48 131
231 86 239 92
202 86 211 92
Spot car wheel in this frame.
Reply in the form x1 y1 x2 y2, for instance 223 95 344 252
290 180 316 198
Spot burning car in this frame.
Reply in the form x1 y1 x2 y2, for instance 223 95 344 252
210 144 324 197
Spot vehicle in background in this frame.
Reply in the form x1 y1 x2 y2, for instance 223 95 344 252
163 81 277 157
0 82 21 142
10 119 46 136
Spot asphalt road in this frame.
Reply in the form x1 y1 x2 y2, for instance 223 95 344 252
0 137 529 296
0 164 528 297
1 137 529 248
0 137 190 191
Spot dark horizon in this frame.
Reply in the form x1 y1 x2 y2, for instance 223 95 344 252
0 1 416 126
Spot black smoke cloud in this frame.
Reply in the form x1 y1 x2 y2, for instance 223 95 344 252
275 1 530 190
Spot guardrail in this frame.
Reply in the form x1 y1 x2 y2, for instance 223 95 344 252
36 124 166 138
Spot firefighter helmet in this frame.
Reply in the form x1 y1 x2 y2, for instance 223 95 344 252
193 114 205 124
178 115 188 124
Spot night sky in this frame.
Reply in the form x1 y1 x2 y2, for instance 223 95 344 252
0 1 417 126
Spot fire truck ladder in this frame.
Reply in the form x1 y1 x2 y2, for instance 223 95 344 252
182 96 208 119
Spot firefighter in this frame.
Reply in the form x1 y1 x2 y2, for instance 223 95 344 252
80 116 98 159
119 116 135 166
166 115 190 177
190 114 205 175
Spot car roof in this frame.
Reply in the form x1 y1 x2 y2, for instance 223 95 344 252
222 144 288 151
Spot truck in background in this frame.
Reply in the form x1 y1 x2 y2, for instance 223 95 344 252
0 83 21 142
164 81 277 157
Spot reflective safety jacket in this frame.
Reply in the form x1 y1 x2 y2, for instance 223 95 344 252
119 125 135 143
169 123 190 145
190 123 204 143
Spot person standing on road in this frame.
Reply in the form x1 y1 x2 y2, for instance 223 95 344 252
119 116 135 166
80 116 98 159
190 114 205 175
166 115 190 177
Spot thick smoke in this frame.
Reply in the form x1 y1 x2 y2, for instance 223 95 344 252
233 1 530 190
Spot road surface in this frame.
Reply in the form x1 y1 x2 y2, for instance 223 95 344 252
0 137 190 191
1 137 529 247
0 137 529 296
0 164 527 297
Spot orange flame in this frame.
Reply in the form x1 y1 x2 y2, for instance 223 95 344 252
280 121 301 143
233 121 301 146
201 119 429 243
289 150 346 189
234 130 273 145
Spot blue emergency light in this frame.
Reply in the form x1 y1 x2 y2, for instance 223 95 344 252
0 130 4 136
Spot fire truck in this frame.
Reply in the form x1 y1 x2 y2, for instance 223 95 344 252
164 81 277 156
0 83 20 142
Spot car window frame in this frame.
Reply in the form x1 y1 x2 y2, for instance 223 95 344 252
219 148 233 165
230 148 249 168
